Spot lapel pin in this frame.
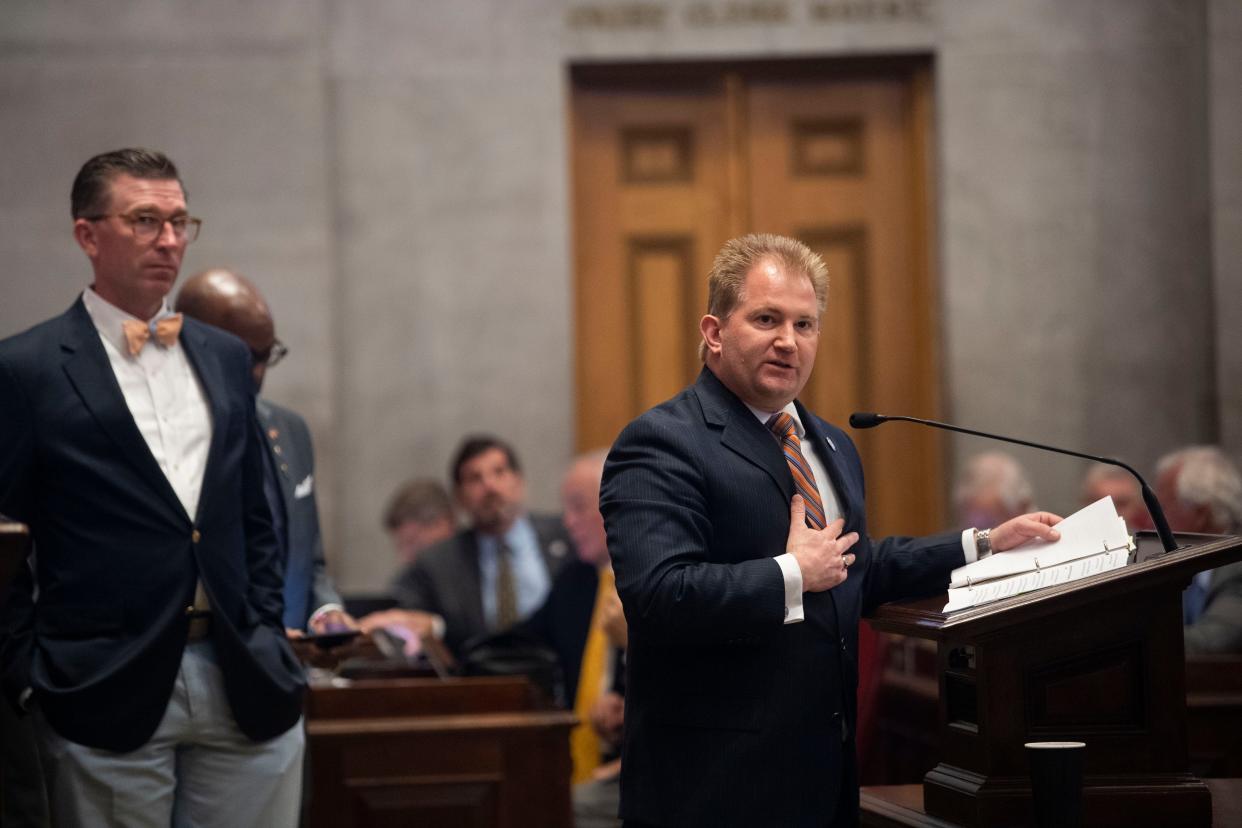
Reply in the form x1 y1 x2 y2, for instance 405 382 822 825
825 436 838 452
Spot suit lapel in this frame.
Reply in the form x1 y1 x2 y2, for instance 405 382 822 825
796 402 863 638
59 300 188 522
256 400 296 508
179 321 229 522
796 402 860 529
693 368 793 501
533 516 569 571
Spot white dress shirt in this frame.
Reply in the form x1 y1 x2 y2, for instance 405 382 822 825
750 402 977 624
82 288 213 609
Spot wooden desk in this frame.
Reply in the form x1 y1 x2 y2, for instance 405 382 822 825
1186 655 1242 777
305 676 576 827
861 779 1242 828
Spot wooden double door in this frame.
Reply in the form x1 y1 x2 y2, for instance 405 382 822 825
572 58 943 536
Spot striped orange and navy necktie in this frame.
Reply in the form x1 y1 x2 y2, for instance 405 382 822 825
768 412 826 529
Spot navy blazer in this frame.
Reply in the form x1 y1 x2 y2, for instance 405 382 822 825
0 299 305 752
518 557 600 708
600 367 963 828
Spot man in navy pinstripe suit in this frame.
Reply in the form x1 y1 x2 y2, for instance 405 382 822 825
601 233 1060 827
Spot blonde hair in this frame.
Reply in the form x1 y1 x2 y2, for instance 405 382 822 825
700 233 828 361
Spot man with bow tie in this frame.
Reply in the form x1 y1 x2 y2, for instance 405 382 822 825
0 148 305 827
600 233 1062 828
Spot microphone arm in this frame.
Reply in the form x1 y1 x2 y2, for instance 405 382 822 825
848 412 1178 553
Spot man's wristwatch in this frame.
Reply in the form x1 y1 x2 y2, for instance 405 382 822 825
974 528 993 560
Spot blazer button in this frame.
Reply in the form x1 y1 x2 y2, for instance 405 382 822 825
840 637 847 652
191 529 201 544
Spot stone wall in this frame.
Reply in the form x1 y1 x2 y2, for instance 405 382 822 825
0 0 1230 589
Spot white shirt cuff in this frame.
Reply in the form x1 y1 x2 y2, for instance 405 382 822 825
961 529 978 563
430 614 447 640
774 553 805 624
308 603 345 629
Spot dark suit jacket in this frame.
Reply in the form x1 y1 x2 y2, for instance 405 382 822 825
390 514 572 658
518 558 600 708
600 367 963 828
0 299 305 752
1185 559 1242 654
256 398 342 628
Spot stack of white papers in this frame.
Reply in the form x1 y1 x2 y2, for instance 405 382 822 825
943 496 1134 612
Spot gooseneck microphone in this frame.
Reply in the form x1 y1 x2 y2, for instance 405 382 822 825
848 411 1178 553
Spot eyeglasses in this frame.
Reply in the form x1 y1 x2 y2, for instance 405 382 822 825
85 211 203 244
252 338 289 368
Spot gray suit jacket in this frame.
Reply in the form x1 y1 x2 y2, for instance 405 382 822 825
390 513 572 657
256 399 341 628
1185 559 1242 655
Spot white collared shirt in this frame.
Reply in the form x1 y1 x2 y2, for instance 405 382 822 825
751 402 978 624
477 515 553 629
82 288 213 519
748 402 841 624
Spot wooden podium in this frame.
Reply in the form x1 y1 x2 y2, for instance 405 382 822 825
865 531 1242 828
305 675 577 827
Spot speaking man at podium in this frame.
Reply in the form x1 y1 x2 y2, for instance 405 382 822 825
601 233 1060 828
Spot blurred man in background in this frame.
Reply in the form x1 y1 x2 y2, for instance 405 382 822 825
384 435 571 658
953 451 1035 529
1082 462 1151 531
519 450 625 827
383 478 456 569
1154 446 1242 654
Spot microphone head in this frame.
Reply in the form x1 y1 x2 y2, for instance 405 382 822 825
849 412 885 429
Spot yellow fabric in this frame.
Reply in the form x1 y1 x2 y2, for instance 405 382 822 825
121 314 182 356
570 567 614 784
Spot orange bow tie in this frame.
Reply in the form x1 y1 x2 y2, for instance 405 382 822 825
122 314 183 356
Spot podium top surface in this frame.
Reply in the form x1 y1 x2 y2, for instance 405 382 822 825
867 531 1242 640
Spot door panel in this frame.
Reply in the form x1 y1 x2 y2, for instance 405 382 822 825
573 78 729 451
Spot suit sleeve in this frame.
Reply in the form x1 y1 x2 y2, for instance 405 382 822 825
0 352 36 708
1184 561 1242 655
600 414 785 646
288 414 342 611
391 559 442 615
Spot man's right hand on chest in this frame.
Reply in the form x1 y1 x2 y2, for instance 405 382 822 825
786 495 859 593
